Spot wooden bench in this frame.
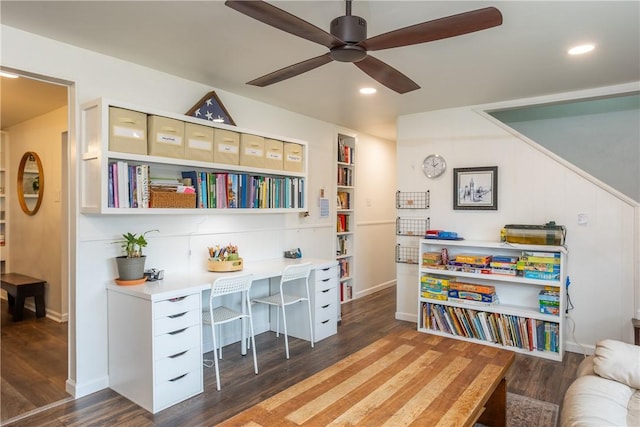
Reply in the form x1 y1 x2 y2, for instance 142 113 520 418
1 273 46 321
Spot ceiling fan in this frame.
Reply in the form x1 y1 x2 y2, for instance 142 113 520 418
225 0 503 94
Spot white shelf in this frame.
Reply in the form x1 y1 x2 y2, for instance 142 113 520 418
335 133 356 307
80 97 309 214
418 239 566 361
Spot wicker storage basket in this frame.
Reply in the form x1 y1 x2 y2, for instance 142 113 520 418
150 189 196 208
208 258 243 272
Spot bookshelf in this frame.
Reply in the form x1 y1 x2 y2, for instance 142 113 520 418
418 239 567 361
79 98 308 214
336 133 356 304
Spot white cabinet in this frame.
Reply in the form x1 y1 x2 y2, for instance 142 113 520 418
278 262 339 343
417 239 567 361
108 290 203 413
336 133 355 304
80 98 308 214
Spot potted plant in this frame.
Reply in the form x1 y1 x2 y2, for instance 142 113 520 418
114 229 158 281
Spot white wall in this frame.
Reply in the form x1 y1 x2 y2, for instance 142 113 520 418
396 84 640 354
1 25 397 398
6 107 66 320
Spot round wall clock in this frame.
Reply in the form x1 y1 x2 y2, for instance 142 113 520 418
422 154 446 178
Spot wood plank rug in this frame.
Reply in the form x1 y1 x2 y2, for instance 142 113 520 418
217 329 515 426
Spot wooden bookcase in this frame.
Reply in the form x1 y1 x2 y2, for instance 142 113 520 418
79 98 308 214
418 239 567 361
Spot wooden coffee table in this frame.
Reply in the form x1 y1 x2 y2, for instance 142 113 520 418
218 329 514 426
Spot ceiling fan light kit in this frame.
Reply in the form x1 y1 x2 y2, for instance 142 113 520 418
225 0 502 94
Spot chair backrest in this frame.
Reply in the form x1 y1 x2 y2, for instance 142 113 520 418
211 273 254 298
281 262 312 284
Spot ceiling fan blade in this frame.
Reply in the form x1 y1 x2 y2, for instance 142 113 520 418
360 7 503 51
247 53 334 87
225 0 344 49
354 56 420 94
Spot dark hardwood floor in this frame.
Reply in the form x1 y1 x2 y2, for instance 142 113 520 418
1 299 70 423
1 286 584 427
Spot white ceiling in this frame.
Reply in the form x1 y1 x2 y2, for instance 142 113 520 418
1 1 639 140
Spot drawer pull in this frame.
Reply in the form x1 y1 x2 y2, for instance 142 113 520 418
321 319 330 324
321 304 330 309
169 296 187 302
168 312 187 319
321 289 330 293
321 267 330 271
169 350 188 359
321 278 330 282
169 328 188 335
169 373 188 382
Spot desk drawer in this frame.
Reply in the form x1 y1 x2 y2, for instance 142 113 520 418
314 317 337 342
315 265 338 282
154 369 202 411
155 346 200 384
154 294 199 318
316 287 337 308
315 299 336 322
154 324 200 360
155 309 200 336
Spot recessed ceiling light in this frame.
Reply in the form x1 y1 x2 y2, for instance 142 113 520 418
359 87 377 95
568 44 595 55
0 71 19 78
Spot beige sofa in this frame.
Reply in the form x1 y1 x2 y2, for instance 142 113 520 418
561 339 640 427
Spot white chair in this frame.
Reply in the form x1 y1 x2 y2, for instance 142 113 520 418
252 262 314 359
202 273 257 391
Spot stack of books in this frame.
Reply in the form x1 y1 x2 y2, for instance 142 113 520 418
420 274 451 301
539 288 560 315
446 253 491 274
447 282 498 305
517 251 561 281
421 251 443 268
489 255 518 276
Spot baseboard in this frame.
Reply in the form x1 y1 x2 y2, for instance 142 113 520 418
1 295 68 322
564 341 595 356
395 311 417 323
67 376 109 398
353 280 396 300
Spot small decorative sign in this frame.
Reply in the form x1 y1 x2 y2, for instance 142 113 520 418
186 91 236 126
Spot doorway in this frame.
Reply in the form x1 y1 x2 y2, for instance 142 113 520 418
0 69 71 422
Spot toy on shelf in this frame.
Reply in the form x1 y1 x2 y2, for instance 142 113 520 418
207 243 243 272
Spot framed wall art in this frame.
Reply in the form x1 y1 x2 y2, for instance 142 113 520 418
185 91 236 126
453 166 498 210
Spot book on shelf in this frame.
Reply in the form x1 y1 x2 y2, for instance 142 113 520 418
421 302 560 353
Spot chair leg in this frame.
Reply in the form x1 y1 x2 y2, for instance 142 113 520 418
211 320 222 391
217 324 223 359
281 305 290 359
248 320 258 375
275 306 280 337
306 299 314 347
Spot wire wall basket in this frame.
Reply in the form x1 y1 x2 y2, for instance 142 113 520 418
396 191 429 209
395 244 419 264
396 217 430 237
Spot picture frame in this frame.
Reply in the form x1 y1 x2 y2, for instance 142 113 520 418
185 91 236 126
453 166 498 210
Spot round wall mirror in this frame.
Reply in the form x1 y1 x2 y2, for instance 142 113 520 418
17 151 44 215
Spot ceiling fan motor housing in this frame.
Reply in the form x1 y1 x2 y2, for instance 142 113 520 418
330 15 368 62
330 15 367 43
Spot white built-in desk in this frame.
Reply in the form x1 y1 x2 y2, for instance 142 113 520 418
106 257 338 413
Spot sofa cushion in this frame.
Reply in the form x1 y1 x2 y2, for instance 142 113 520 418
593 339 640 389
561 374 633 427
629 390 640 427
